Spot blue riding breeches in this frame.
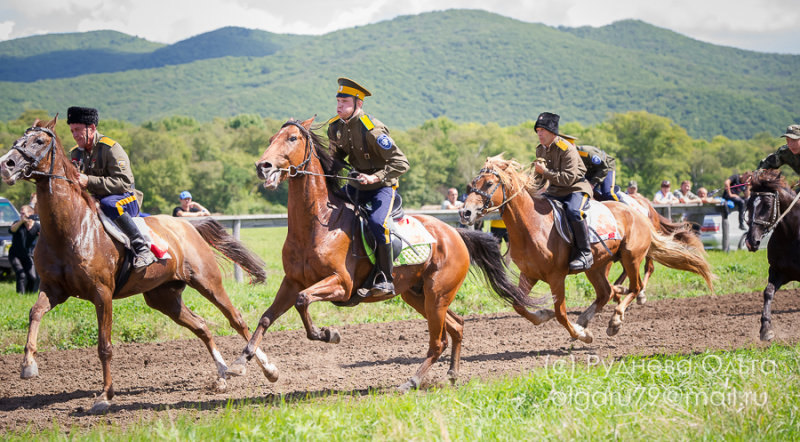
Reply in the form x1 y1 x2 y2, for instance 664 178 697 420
98 192 140 220
344 185 400 245
594 171 628 202
548 192 590 222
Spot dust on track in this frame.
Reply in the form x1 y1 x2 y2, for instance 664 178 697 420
1 290 798 432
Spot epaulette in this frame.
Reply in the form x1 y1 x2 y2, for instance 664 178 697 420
97 136 116 147
326 115 340 125
69 144 80 152
360 114 375 131
577 150 589 157
554 137 572 152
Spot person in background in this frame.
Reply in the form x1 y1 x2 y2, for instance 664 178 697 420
441 187 464 210
489 218 510 263
696 187 721 204
674 180 702 204
8 205 40 294
626 180 640 196
723 172 751 230
653 180 678 204
172 191 211 217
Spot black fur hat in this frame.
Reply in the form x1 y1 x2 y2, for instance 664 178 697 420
67 106 99 126
534 112 559 134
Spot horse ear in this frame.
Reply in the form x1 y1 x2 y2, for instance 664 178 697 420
300 115 315 129
32 118 41 127
45 113 58 130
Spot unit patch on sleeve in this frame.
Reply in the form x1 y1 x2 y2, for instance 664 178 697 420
376 134 393 150
591 155 602 165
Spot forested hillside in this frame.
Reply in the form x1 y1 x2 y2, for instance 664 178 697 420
0 109 787 216
0 10 796 139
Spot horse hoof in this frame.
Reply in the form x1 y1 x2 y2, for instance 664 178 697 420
213 377 227 393
607 324 621 337
579 329 594 344
447 370 458 385
327 328 341 344
260 363 279 383
637 291 648 305
226 361 247 377
21 362 39 379
89 399 111 414
760 328 774 342
397 380 417 393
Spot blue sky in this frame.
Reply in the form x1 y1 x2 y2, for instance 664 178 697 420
0 0 797 54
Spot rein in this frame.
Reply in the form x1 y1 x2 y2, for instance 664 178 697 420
12 127 75 184
469 167 526 216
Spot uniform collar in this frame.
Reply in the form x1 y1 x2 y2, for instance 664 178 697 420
344 108 364 125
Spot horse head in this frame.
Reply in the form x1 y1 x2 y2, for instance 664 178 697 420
255 116 315 190
1 115 69 186
460 154 524 226
745 169 788 251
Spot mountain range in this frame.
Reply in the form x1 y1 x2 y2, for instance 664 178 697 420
0 9 797 139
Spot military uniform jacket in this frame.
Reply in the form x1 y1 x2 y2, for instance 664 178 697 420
536 136 593 197
576 145 616 187
758 144 800 175
70 133 136 198
327 109 410 191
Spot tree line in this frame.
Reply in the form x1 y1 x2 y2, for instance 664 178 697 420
0 109 789 214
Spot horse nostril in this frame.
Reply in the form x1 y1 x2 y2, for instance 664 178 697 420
5 159 14 169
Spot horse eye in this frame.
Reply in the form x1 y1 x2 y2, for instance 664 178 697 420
289 135 297 142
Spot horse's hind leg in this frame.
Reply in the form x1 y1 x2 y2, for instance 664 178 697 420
143 282 230 392
512 274 556 325
608 255 644 336
577 265 614 329
760 270 784 341
190 277 278 382
21 288 67 379
551 280 593 343
637 257 654 305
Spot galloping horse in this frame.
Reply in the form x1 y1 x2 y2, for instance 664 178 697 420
0 116 276 413
460 155 714 342
226 117 533 391
612 193 704 304
745 169 800 341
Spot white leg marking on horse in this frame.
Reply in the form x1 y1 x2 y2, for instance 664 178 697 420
212 348 228 378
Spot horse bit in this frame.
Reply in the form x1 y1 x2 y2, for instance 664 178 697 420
11 126 75 184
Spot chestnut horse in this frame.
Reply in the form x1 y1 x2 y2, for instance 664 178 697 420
0 116 276 413
745 169 800 341
612 193 704 304
460 155 714 342
226 118 533 391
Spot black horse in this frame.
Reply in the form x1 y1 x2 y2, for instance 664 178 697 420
745 169 800 341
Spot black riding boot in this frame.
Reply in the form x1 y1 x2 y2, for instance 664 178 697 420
368 241 395 297
114 213 156 268
569 219 594 271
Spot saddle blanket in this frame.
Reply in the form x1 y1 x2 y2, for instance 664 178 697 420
389 215 437 266
98 211 171 260
619 193 650 218
550 199 622 244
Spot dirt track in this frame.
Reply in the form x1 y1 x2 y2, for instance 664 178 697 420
2 290 799 432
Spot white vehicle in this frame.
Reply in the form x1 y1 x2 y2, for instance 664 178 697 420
700 211 770 251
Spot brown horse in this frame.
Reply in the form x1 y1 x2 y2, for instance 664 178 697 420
612 193 704 304
0 116 276 413
745 169 800 341
226 118 533 391
460 155 714 342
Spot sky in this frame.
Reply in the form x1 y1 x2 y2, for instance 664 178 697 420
0 0 797 54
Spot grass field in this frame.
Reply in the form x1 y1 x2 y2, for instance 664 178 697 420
2 226 798 440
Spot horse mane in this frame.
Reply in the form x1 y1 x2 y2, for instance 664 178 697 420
287 119 350 201
751 169 793 196
483 154 539 196
33 119 97 212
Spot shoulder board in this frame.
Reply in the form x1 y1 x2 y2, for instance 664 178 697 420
326 115 340 125
555 138 572 152
69 144 80 152
98 136 116 147
577 150 589 157
360 114 375 131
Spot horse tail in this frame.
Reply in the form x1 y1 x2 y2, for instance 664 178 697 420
456 228 539 308
655 213 706 251
646 227 715 292
189 218 267 284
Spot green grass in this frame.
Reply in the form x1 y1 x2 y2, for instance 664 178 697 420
7 343 799 440
0 227 788 354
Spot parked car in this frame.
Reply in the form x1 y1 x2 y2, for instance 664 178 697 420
700 211 770 251
0 197 21 277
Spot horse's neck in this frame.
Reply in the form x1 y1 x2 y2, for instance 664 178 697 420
285 158 338 234
501 188 551 244
35 179 99 240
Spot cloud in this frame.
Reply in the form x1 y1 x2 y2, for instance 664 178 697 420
0 21 14 41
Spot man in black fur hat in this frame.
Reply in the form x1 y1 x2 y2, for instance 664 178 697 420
533 112 594 271
67 106 156 268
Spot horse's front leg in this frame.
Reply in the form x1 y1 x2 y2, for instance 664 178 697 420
90 298 114 414
760 270 784 341
295 274 349 344
21 288 67 379
227 278 301 378
512 273 555 325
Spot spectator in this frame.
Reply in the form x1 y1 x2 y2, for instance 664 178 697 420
8 205 40 294
626 180 640 196
696 187 721 204
723 172 751 230
674 180 702 204
441 187 464 210
173 191 211 217
653 180 678 204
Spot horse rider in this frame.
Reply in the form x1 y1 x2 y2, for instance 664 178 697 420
327 78 410 297
575 144 628 203
758 124 800 176
532 112 594 271
67 106 156 268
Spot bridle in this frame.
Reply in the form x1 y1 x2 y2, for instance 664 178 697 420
469 167 525 216
11 126 75 184
272 120 357 182
750 189 800 234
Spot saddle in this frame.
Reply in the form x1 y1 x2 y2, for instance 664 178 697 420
545 197 622 245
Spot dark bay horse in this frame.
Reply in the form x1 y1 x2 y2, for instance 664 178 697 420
226 117 533 392
0 116 276 413
460 155 715 342
745 169 800 341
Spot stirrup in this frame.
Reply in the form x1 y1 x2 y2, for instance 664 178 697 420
133 250 157 268
569 252 593 271
367 281 395 297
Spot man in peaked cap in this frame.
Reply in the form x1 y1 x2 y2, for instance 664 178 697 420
68 106 156 268
758 124 800 175
327 77 410 298
575 144 628 203
532 111 595 271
